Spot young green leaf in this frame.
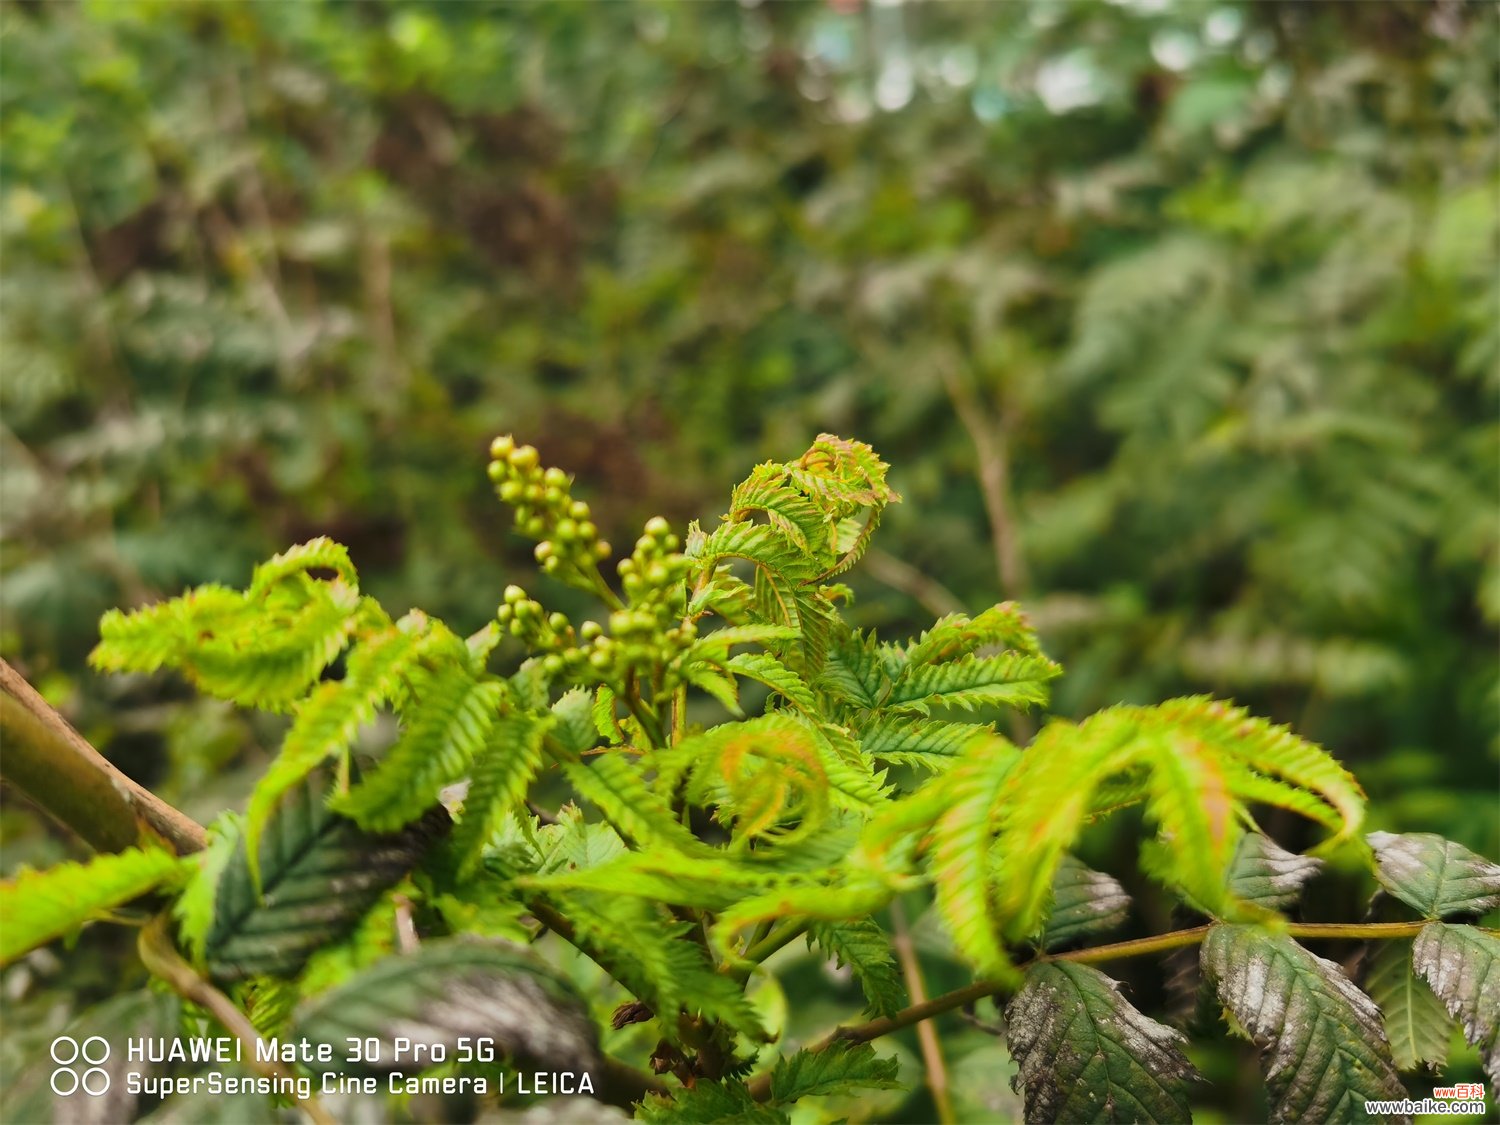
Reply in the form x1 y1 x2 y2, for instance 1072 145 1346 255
205 772 443 981
808 918 907 1018
1202 924 1406 1121
884 651 1060 715
1363 938 1454 1071
0 846 183 965
639 1079 788 1124
451 713 551 877
1411 922 1500 1084
768 1041 902 1103
332 667 504 831
248 537 358 595
857 716 991 774
295 937 600 1075
1041 855 1132 951
1368 832 1500 919
1006 961 1196 1124
551 686 599 754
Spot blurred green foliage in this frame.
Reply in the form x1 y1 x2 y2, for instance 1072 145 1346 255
2 0 1496 1119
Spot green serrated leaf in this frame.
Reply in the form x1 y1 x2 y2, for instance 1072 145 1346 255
206 772 442 981
885 651 1060 715
249 538 358 596
0 846 183 964
1042 855 1131 950
808 919 906 1018
768 1040 902 1103
1007 961 1196 1123
639 1079 788 1124
333 668 504 831
727 651 819 716
452 713 551 876
1227 833 1323 912
1364 938 1453 1071
295 937 600 1075
1368 832 1500 919
1411 922 1500 1084
857 716 987 774
1202 924 1406 1121
552 687 599 753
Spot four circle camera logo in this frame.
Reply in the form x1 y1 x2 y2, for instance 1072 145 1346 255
50 1036 111 1097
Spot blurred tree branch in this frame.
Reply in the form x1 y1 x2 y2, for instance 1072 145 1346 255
0 659 205 855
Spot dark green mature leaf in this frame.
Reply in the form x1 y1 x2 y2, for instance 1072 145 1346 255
1364 938 1453 1071
1202 925 1407 1122
768 1041 902 1103
204 772 443 981
1042 855 1132 950
295 937 600 1075
1368 832 1500 919
1227 833 1323 912
1006 961 1196 1123
808 918 907 1018
1411 923 1500 1083
639 1079 788 1124
0 846 183 965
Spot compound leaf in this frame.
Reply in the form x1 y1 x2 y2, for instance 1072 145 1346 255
639 1079 787 1124
1006 961 1196 1123
1202 924 1406 1121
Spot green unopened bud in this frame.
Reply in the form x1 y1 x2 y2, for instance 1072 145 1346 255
542 556 561 574
542 654 565 676
609 611 633 635
569 501 591 521
578 521 597 542
647 562 669 585
487 461 506 482
579 621 603 641
594 540 611 559
663 534 680 552
490 435 516 460
544 467 569 489
589 649 612 670
499 480 524 503
555 519 578 542
548 612 570 632
645 516 670 537
535 541 554 562
504 585 526 605
617 558 636 576
509 445 540 470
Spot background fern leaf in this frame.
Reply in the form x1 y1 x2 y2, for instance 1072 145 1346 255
768 1041 902 1103
452 713 551 877
1006 961 1196 1123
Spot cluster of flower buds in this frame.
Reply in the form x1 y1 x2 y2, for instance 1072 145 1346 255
606 516 698 665
488 435 611 581
496 584 587 678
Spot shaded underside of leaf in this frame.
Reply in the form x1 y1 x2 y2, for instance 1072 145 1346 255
1042 855 1132 951
1363 937 1453 1071
1226 832 1323 912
